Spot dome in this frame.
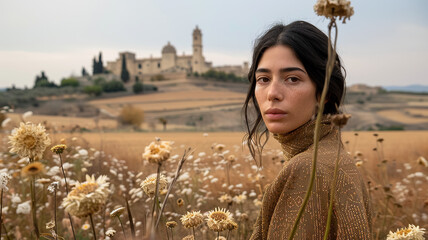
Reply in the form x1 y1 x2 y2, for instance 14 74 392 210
162 42 176 55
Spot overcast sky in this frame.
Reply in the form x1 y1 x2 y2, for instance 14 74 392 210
1 0 427 88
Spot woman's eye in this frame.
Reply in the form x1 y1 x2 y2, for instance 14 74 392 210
286 77 299 83
256 77 270 83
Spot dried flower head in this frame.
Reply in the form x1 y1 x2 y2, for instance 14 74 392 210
233 194 247 204
166 221 177 229
106 229 116 237
177 198 184 207
51 144 67 154
214 144 226 153
227 155 236 163
62 175 110 218
218 194 233 204
9 122 51 160
181 211 204 228
110 207 125 218
225 219 238 231
46 220 55 230
182 235 194 240
314 0 354 23
0 172 12 190
386 224 425 240
355 161 363 167
215 236 227 240
417 156 428 167
206 207 232 232
47 181 59 193
21 161 45 178
81 223 90 230
140 173 168 197
142 141 171 164
37 178 51 185
330 113 351 128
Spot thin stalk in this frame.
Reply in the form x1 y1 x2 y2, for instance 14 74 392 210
30 176 40 238
125 197 136 239
217 232 220 239
89 214 97 240
117 216 127 240
0 189 3 238
155 148 192 228
226 230 230 240
151 163 162 220
323 128 342 240
54 188 58 240
2 223 11 240
58 153 77 240
288 19 338 240
166 227 170 240
192 227 196 239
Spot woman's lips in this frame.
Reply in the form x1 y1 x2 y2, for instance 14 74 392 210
265 108 287 120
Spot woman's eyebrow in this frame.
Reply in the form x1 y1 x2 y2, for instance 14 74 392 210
255 67 306 74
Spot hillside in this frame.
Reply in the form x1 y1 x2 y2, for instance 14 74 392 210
4 78 428 131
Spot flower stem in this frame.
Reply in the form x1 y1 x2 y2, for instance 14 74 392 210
1 223 11 240
288 19 338 240
54 188 58 240
323 128 341 240
58 153 77 240
30 176 40 238
192 227 196 239
125 197 136 239
0 189 3 238
117 216 127 240
155 148 192 229
90 214 97 240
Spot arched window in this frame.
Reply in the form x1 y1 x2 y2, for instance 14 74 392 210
158 63 161 68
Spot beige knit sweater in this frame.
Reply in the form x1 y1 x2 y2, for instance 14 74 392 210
250 117 372 239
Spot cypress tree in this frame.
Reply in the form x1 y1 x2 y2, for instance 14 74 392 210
92 57 98 75
98 52 104 73
120 56 130 83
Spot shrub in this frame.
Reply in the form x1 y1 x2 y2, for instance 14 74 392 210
93 77 106 86
102 80 126 92
118 105 144 128
61 77 80 87
133 82 144 94
150 74 166 81
83 85 102 96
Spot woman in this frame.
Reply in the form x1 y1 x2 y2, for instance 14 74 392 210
244 21 372 239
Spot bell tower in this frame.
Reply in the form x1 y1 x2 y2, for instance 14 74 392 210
192 25 205 74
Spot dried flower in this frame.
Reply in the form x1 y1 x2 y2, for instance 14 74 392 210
47 181 59 193
166 221 177 229
62 175 110 218
51 144 67 154
110 207 125 218
182 235 194 240
227 155 236 163
330 113 351 128
9 122 51 160
16 201 31 214
417 156 428 167
21 161 45 178
314 0 354 23
386 224 425 240
218 194 233 204
181 211 204 228
206 208 232 232
215 237 226 240
106 229 116 237
177 198 184 207
46 220 55 230
140 173 168 197
355 161 363 167
142 141 171 164
233 194 247 204
0 172 11 190
225 219 238 231
214 144 226 152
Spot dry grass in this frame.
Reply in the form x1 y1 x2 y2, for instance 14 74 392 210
377 110 428 124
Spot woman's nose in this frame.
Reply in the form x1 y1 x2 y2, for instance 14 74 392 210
267 78 283 101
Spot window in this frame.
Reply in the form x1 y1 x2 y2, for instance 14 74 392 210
158 63 161 68
138 63 142 69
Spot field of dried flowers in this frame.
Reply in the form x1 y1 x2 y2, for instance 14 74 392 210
0 109 427 239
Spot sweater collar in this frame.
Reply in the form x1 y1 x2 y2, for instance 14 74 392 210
273 115 333 161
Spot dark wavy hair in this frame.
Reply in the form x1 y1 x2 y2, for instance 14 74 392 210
243 21 346 164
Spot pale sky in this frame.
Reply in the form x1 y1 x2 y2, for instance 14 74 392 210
0 0 427 89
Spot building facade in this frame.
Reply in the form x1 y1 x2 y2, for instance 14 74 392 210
105 26 248 81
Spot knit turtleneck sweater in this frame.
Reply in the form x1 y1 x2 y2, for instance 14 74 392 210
250 116 372 239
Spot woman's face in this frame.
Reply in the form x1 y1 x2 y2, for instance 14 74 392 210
255 45 318 134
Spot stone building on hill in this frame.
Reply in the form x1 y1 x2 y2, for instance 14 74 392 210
105 26 248 81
